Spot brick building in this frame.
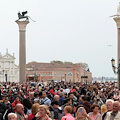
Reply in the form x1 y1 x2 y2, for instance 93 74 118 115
26 62 92 83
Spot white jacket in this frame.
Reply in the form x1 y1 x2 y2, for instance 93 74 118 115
106 111 120 120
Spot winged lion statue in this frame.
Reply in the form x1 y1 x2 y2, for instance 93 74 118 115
17 11 35 22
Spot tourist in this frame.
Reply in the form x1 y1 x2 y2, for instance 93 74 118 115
50 101 63 120
102 99 114 120
40 91 51 106
82 96 91 113
12 96 21 112
15 103 26 120
75 107 92 120
100 104 107 115
105 101 120 120
28 103 39 120
8 113 17 120
88 104 102 120
32 105 52 120
61 105 75 120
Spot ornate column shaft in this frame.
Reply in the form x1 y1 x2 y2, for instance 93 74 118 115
16 21 29 82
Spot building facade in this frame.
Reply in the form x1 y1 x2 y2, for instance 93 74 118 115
26 62 92 83
0 50 19 82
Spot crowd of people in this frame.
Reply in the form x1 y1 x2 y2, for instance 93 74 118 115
0 81 120 120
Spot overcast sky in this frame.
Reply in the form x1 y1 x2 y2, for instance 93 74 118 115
0 0 119 78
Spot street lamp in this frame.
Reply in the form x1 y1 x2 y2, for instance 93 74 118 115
65 73 66 82
111 58 120 89
5 73 7 82
39 73 40 82
34 72 37 82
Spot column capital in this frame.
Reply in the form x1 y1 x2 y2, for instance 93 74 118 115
114 17 120 28
15 20 29 31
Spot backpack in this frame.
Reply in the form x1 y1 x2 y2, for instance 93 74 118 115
58 112 64 120
40 99 49 105
54 107 64 120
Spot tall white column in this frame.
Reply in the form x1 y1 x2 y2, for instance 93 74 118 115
16 21 29 82
114 17 120 89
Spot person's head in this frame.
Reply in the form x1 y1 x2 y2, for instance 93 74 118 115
64 106 72 115
51 101 59 109
64 98 72 105
34 98 39 104
108 93 114 99
113 101 120 113
29 92 34 98
5 96 9 102
31 103 39 115
54 95 60 101
42 91 47 99
76 107 87 119
1 94 6 101
101 104 107 114
8 113 17 120
82 96 87 102
15 96 20 102
38 105 51 117
16 104 24 114
22 98 32 109
69 93 74 99
106 99 114 112
91 104 99 114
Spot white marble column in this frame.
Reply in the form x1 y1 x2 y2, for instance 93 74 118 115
16 21 29 82
114 17 120 88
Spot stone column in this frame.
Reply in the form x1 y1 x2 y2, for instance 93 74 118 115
113 17 120 88
15 21 29 82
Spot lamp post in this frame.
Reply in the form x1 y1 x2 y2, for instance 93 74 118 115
5 72 7 82
39 73 40 82
111 58 120 89
65 73 66 82
34 72 37 82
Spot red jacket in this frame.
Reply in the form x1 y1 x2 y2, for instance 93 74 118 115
28 113 35 120
12 100 21 112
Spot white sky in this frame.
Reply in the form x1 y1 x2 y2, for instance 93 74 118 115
0 0 119 78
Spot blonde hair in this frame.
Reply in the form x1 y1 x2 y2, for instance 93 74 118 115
31 103 40 115
64 106 72 113
101 104 107 114
76 107 86 119
39 105 51 117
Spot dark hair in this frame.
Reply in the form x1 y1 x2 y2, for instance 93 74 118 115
82 96 87 101
91 104 99 111
39 91 42 97
34 92 39 97
22 98 32 109
68 92 73 97
64 98 71 104
15 95 19 99
51 101 59 105
76 105 84 112
87 96 91 102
